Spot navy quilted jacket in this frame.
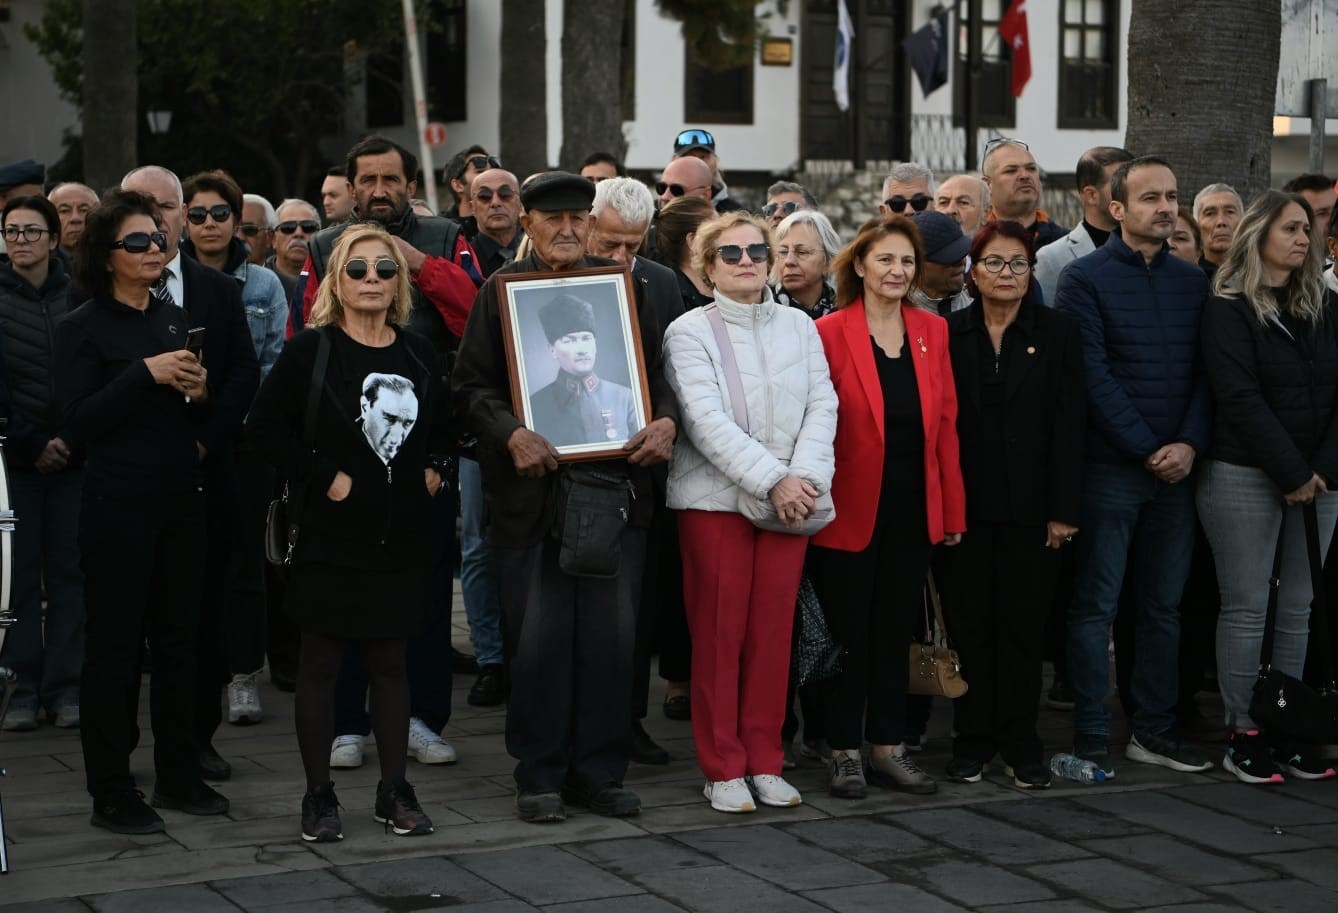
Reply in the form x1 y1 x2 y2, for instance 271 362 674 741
1053 229 1211 465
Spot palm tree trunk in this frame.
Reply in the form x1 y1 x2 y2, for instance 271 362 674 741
81 0 138 189
499 0 549 178
558 0 627 170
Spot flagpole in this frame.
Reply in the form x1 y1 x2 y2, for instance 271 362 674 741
964 0 982 171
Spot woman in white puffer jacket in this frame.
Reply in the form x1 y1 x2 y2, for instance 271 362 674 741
662 211 838 815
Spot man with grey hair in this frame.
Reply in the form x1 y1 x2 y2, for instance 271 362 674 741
1193 182 1243 280
269 198 321 285
879 162 935 218
48 181 99 255
763 180 817 229
239 193 279 273
935 174 990 238
982 139 1068 249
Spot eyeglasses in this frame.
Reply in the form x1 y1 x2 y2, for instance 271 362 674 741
763 201 801 218
884 194 932 213
238 223 265 237
277 219 320 235
656 181 710 198
474 185 516 203
187 204 233 225
716 243 769 265
345 257 398 281
978 256 1032 275
1 225 51 243
673 129 716 153
110 231 168 253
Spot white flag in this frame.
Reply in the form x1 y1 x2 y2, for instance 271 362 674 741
833 0 856 112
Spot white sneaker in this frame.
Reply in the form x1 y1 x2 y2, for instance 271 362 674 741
703 777 756 813
746 774 802 807
408 717 458 765
226 673 263 725
330 734 365 768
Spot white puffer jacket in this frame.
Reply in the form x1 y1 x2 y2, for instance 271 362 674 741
663 288 838 512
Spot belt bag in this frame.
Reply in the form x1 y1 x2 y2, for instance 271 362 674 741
551 466 633 578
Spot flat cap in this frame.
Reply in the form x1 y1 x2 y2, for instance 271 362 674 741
521 171 595 213
0 159 45 193
909 210 971 265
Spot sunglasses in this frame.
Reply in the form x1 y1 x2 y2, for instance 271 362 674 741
984 137 1030 154
345 257 399 281
457 154 502 179
277 219 320 235
187 204 233 225
885 194 932 213
978 256 1032 275
673 129 716 153
655 181 710 198
2 225 51 243
474 185 516 203
716 243 769 265
238 223 265 237
110 231 168 253
762 201 801 218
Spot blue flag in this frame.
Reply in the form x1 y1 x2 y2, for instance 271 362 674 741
903 9 950 98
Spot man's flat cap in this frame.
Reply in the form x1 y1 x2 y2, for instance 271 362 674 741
521 171 596 213
0 159 45 193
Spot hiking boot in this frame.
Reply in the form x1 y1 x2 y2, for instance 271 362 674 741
1224 730 1284 784
828 748 867 799
1127 729 1213 773
374 776 433 836
1074 732 1116 780
516 791 566 823
867 748 937 795
301 781 343 842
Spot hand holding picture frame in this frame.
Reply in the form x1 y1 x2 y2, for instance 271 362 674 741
497 265 653 462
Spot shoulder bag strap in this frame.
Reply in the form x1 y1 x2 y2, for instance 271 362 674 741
1302 501 1336 688
1258 506 1289 673
302 327 332 451
704 304 748 434
925 569 950 648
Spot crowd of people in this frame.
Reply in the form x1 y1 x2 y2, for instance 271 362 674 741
2 126 1338 843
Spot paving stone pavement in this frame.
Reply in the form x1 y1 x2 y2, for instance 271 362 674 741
2 601 1337 912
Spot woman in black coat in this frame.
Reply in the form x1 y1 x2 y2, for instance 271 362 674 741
936 219 1086 788
246 224 452 841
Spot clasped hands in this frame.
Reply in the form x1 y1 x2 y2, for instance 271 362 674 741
769 474 818 529
145 350 208 400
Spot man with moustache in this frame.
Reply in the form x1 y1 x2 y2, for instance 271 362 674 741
982 140 1068 250
935 174 990 238
1035 147 1134 305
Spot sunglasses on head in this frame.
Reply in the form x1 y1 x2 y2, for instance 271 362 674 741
474 185 516 203
885 194 931 213
716 243 769 265
983 137 1030 154
655 181 709 198
277 219 320 235
345 257 398 281
110 231 168 254
458 154 502 179
673 129 716 153
187 204 232 225
763 201 801 218
238 223 265 237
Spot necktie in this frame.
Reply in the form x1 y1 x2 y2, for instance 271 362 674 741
152 268 176 307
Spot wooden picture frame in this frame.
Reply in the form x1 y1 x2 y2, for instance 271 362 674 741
497 265 653 462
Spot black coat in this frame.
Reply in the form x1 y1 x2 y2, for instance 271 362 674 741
0 256 78 466
1201 290 1338 492
632 255 685 339
947 299 1086 527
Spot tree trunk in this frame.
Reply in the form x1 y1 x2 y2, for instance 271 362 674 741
81 0 138 189
499 0 549 178
558 0 627 171
1124 0 1280 202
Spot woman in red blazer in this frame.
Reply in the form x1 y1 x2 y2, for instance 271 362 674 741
810 215 966 799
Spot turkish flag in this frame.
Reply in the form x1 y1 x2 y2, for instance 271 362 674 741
999 0 1031 97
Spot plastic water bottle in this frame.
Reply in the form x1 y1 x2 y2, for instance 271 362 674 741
1050 753 1107 784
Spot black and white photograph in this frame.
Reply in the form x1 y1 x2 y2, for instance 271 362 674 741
358 372 418 465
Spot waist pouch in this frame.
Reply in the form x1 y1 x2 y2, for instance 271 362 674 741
550 466 632 577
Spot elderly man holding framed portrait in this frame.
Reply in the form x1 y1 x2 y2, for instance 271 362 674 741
452 172 679 824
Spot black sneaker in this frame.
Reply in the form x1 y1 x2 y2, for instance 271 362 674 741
1074 732 1116 780
516 790 566 823
560 781 642 817
301 781 344 842
1224 729 1285 784
91 789 165 834
945 757 984 783
1273 740 1336 781
374 776 434 835
151 781 230 815
1127 729 1213 773
467 665 506 707
1005 761 1053 789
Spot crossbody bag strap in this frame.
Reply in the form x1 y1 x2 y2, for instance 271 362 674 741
1302 501 1336 688
303 327 332 451
1258 506 1289 673
704 305 749 434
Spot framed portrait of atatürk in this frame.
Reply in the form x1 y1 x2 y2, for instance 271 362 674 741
497 265 653 462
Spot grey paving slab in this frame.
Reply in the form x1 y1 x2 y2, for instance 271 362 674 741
634 800 830 834
891 807 1093 865
1171 782 1338 827
1138 905 1267 913
1218 879 1338 913
454 845 641 905
1288 821 1338 846
542 897 687 913
673 824 885 891
781 815 935 862
886 856 1056 907
1254 847 1338 891
633 864 829 913
800 882 972 913
86 884 241 913
975 796 1153 840
1071 792 1318 855
1077 833 1275 887
0 902 94 913
977 903 1108 913
259 902 538 913
566 835 718 877
209 869 358 907
1027 858 1207 909
336 855 508 903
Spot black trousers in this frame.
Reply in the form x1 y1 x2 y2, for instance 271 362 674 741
934 523 1059 765
193 459 238 750
498 529 645 793
809 499 932 750
633 497 690 719
80 491 205 797
226 447 274 675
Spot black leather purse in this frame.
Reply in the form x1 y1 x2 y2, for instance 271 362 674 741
1248 501 1338 743
265 329 331 567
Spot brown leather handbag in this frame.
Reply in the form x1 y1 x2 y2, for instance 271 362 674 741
908 571 968 698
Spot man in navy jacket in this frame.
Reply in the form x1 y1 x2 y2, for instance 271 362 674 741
1054 156 1214 779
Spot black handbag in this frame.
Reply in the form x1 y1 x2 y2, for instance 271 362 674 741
792 573 841 686
265 328 331 567
1248 501 1338 744
550 465 633 578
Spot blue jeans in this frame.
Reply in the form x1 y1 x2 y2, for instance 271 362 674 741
459 457 503 667
1196 461 1338 729
1067 461 1196 739
1 469 85 714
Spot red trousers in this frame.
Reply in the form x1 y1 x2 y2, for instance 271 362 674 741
678 509 808 781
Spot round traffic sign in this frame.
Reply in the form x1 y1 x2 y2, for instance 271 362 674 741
424 122 448 148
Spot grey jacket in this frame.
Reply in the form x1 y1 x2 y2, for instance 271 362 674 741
1036 222 1097 306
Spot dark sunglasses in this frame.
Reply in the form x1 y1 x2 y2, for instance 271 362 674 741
238 223 265 237
345 257 398 281
277 219 320 235
655 181 709 198
716 243 769 265
110 231 168 253
984 137 1030 154
885 194 932 213
457 154 502 179
762 201 801 218
187 204 233 225
673 129 716 153
474 185 516 203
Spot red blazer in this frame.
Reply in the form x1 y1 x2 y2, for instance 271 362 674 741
812 300 966 551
